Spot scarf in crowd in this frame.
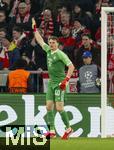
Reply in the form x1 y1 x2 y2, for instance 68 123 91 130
40 14 54 38
16 12 30 23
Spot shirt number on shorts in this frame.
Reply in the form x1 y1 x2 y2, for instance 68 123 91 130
55 89 60 96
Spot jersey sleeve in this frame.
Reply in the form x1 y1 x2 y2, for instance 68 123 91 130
58 50 72 66
42 44 50 53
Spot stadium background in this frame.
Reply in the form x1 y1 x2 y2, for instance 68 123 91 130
0 0 114 149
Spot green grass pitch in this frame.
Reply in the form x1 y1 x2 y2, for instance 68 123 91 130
0 137 114 150
50 138 114 150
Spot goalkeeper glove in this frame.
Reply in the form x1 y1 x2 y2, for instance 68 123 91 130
32 18 37 32
59 76 70 90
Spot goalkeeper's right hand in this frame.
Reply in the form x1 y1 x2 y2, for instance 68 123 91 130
59 76 70 91
32 18 37 32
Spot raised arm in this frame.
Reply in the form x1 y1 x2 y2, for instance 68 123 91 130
32 18 46 48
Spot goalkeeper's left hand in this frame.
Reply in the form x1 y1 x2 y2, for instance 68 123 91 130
59 76 70 90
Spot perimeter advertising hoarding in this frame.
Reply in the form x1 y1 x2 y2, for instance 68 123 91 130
0 94 114 137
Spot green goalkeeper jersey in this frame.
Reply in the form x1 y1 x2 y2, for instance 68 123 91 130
43 44 72 88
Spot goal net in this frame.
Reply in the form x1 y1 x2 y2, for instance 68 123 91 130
101 7 114 138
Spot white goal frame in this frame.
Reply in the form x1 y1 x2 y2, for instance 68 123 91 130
101 7 114 138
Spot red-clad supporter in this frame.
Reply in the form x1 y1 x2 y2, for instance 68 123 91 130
39 9 54 39
9 0 31 16
9 2 32 32
0 29 9 69
59 25 76 47
58 25 76 64
0 37 9 70
16 2 31 25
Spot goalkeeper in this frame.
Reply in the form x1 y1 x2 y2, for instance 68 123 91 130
32 18 74 139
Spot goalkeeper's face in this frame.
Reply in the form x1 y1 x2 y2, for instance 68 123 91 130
48 39 58 51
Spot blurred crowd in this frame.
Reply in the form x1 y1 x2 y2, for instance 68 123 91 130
0 0 114 92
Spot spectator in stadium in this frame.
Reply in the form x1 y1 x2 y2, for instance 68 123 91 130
71 19 91 48
7 26 23 68
57 5 69 23
32 18 74 139
72 19 91 38
43 0 63 19
11 26 34 59
9 2 32 33
7 58 33 93
0 0 9 15
0 37 9 70
39 9 59 39
58 25 76 64
0 28 7 39
0 32 21 69
72 3 93 32
59 12 72 32
0 10 8 30
75 34 101 69
30 37 47 70
92 0 101 35
22 53 37 70
73 0 95 13
78 51 101 93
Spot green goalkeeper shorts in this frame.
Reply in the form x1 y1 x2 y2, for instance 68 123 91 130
46 80 66 102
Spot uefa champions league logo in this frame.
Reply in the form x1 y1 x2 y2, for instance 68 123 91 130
85 71 92 80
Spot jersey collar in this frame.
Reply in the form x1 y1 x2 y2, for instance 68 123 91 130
51 49 59 54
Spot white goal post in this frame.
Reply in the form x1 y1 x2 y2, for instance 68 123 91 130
101 7 114 138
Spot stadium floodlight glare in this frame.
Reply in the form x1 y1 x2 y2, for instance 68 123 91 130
101 7 114 138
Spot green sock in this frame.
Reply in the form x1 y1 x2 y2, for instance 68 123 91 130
47 110 55 130
59 110 70 128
